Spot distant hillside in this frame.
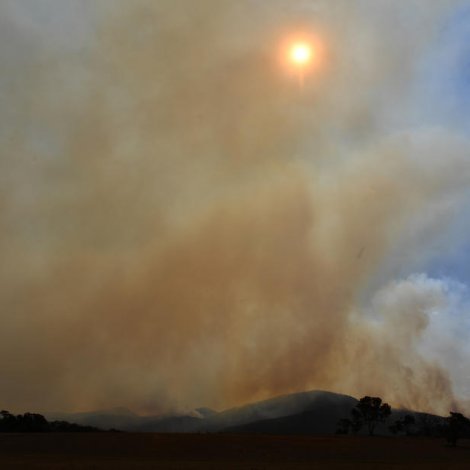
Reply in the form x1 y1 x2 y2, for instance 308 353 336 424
47 390 358 433
48 408 204 433
47 408 142 431
206 390 357 432
223 392 357 434
223 408 447 436
45 390 448 435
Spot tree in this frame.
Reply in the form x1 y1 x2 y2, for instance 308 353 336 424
17 413 49 432
351 396 391 436
0 410 100 433
402 414 415 436
336 417 362 435
389 414 415 436
446 412 470 447
0 410 16 432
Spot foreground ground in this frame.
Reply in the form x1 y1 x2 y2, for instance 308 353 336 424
1 433 470 469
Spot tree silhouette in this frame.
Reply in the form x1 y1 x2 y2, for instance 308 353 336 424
446 412 470 447
389 414 415 436
0 410 16 431
351 396 391 436
0 410 100 433
336 417 362 435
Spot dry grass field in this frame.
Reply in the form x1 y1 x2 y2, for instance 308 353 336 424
1 433 470 469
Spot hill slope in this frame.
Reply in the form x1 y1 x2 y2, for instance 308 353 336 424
45 390 448 435
47 390 358 432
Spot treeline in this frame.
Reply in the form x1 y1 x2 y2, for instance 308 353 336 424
337 396 470 446
0 410 100 432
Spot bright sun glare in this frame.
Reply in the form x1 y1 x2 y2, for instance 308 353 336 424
290 42 312 65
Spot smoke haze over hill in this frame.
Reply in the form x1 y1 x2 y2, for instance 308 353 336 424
1 0 470 415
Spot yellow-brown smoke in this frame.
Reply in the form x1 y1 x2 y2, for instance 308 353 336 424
1 0 469 415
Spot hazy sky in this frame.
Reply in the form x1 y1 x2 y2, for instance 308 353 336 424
1 0 470 415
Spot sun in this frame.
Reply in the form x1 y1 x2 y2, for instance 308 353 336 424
290 42 312 65
279 34 324 87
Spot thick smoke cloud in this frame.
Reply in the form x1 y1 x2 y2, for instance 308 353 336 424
1 0 470 415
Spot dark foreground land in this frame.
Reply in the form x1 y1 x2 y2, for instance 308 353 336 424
1 433 470 469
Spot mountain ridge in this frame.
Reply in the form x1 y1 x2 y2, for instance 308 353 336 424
44 390 446 434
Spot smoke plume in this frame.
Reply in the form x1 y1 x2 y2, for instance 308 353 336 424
1 0 470 415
